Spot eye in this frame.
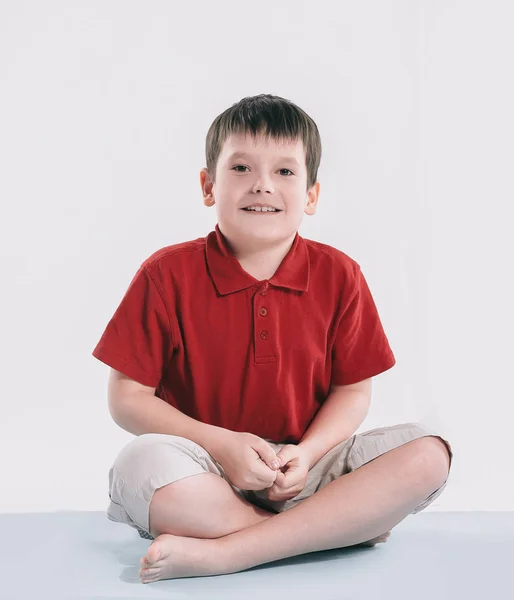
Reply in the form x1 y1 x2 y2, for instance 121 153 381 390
231 165 294 176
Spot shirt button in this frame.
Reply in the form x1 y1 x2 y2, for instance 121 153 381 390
259 307 268 316
260 330 269 340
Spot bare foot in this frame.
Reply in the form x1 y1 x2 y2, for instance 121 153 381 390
139 533 222 583
139 529 392 583
357 530 391 547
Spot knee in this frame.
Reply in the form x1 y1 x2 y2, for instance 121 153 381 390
407 436 452 488
113 434 162 476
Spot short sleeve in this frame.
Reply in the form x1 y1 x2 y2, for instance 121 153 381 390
331 266 396 386
92 265 174 387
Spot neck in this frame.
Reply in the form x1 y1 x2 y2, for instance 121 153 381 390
229 233 297 281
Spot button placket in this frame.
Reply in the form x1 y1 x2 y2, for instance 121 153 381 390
253 282 276 361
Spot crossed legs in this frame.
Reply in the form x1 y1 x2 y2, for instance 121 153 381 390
139 435 451 582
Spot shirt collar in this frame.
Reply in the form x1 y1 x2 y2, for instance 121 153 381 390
206 223 310 296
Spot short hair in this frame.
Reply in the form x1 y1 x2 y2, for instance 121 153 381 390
205 93 322 191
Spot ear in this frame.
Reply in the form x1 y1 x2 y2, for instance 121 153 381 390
200 168 215 206
304 181 320 215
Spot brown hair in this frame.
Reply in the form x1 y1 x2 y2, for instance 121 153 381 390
205 94 322 191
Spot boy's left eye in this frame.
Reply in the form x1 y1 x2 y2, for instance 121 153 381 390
232 165 294 176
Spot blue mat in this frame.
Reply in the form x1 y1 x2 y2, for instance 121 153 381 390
0 511 511 599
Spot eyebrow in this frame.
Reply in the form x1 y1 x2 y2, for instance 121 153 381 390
226 152 301 167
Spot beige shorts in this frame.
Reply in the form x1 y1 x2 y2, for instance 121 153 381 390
106 422 453 541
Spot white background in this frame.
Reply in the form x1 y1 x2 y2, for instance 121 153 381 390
1 0 512 513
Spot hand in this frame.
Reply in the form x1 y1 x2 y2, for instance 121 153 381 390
265 444 311 502
210 430 282 491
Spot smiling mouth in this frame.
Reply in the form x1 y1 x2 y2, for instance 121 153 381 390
241 208 282 213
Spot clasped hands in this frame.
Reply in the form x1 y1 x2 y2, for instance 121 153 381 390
264 444 311 502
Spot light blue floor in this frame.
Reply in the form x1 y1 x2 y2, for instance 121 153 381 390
1 511 511 599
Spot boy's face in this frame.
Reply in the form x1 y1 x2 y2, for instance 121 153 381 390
201 132 319 248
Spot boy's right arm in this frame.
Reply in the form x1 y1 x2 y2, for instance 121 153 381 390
107 368 227 460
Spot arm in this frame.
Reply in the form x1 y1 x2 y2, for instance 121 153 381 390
297 379 372 469
108 369 227 459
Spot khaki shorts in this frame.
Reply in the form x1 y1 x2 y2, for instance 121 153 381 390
106 422 453 541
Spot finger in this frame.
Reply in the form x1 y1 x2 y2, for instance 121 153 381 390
268 484 299 502
274 470 301 491
274 470 287 486
256 440 281 470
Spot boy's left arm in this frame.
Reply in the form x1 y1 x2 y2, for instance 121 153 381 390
297 379 372 470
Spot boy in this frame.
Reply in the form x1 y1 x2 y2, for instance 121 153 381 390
92 94 453 584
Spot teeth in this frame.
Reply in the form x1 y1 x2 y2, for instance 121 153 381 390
245 206 277 212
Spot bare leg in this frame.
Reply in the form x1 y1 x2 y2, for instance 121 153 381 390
139 436 451 582
149 470 385 544
149 472 274 539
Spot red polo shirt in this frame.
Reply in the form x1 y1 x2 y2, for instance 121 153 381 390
92 224 396 443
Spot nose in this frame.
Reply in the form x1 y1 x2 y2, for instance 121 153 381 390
252 185 274 194
252 178 274 194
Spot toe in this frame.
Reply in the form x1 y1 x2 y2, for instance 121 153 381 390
147 543 162 564
359 530 392 547
142 567 159 576
140 568 161 583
